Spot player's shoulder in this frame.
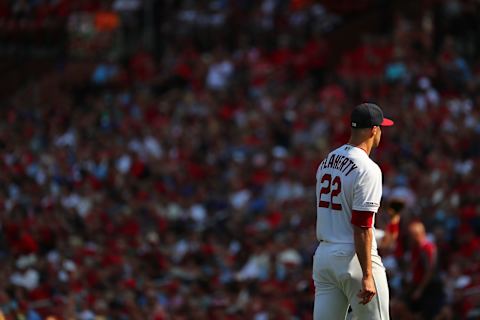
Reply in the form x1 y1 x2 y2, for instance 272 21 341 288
361 162 382 184
361 158 381 174
367 159 381 172
351 152 381 176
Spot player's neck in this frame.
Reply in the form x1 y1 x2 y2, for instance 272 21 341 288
347 140 372 155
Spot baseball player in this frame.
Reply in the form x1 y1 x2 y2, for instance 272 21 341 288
312 103 394 320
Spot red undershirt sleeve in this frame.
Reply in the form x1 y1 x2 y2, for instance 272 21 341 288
351 210 374 228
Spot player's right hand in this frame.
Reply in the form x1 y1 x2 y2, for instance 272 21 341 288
357 276 376 305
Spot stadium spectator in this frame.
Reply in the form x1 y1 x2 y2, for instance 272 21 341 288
1 0 480 319
406 221 445 320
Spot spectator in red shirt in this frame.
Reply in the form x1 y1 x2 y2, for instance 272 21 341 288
379 198 404 252
407 221 445 320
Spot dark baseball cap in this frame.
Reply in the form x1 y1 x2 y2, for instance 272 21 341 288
350 103 394 128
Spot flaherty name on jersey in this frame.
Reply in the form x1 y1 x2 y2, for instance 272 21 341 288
319 153 358 176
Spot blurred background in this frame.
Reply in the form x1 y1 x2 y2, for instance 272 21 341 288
0 0 480 319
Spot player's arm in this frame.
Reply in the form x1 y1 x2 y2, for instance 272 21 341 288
351 167 382 305
352 211 376 305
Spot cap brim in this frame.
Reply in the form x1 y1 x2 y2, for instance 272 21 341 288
381 118 394 126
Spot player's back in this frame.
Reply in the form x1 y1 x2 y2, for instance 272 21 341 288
315 144 382 248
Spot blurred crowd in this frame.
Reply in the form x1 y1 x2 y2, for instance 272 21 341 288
1 0 480 319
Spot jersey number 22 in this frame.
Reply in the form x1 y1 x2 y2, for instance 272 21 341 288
318 174 342 211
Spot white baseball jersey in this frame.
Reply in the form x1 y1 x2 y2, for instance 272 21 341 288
315 144 382 252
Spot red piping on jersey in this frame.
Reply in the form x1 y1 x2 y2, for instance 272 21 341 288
351 210 374 228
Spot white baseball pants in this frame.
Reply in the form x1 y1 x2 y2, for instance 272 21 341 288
312 242 390 320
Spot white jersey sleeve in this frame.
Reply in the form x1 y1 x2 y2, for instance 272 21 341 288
352 165 382 213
